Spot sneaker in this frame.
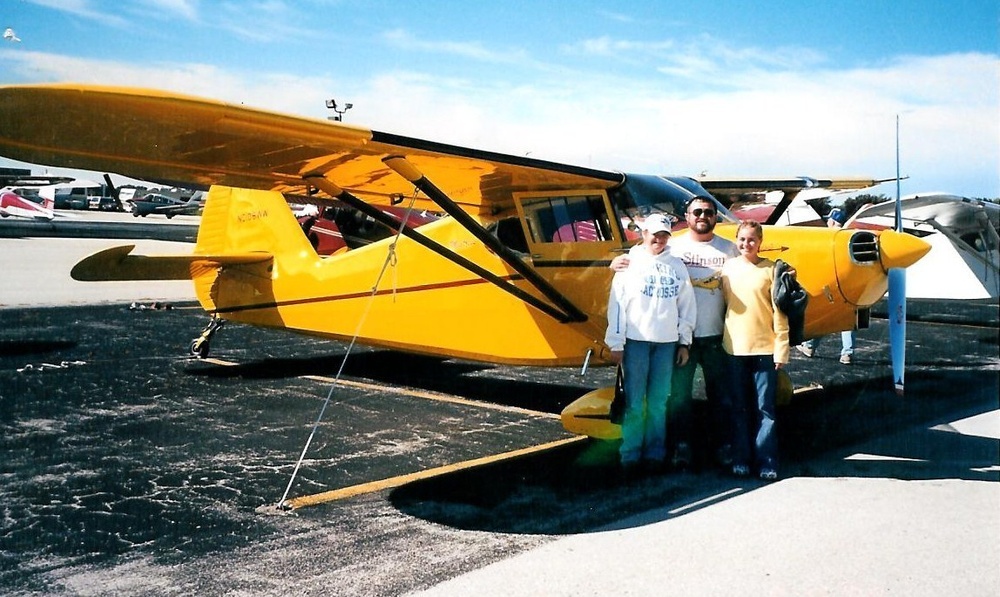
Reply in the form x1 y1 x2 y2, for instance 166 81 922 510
796 344 814 358
732 464 750 477
672 442 692 469
840 354 852 365
759 468 779 482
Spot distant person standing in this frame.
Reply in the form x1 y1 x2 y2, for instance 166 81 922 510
611 197 739 469
605 213 697 475
721 220 789 481
796 204 855 364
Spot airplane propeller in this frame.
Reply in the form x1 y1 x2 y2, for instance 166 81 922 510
888 116 906 395
103 173 126 210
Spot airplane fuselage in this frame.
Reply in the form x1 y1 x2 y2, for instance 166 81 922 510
0 189 55 221
181 185 925 367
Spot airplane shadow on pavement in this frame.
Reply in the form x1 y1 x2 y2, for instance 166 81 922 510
186 349 603 414
387 367 999 535
176 311 998 536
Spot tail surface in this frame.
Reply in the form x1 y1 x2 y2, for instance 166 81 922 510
71 186 308 306
195 186 313 257
191 186 316 313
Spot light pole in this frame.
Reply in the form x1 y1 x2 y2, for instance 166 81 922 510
325 99 353 122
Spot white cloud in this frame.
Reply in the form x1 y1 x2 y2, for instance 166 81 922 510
0 42 996 197
566 33 827 82
24 0 130 28
140 0 200 21
382 29 534 66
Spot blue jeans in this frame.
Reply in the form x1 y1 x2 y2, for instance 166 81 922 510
669 335 732 453
803 331 854 356
621 340 676 465
728 354 778 471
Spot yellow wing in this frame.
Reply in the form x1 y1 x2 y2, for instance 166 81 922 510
0 84 622 216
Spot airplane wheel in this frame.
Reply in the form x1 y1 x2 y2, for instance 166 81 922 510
190 338 210 359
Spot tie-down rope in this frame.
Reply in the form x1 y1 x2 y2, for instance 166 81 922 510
277 193 421 510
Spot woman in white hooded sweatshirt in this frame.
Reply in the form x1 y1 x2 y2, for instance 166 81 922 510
605 213 697 471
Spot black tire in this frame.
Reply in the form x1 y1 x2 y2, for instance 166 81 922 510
190 339 209 359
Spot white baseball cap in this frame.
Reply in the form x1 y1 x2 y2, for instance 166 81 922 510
642 213 672 234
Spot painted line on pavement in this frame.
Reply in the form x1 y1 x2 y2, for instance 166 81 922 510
283 435 587 509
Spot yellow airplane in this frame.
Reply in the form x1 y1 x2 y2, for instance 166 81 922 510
0 84 930 439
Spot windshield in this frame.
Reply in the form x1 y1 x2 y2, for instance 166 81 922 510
609 174 736 235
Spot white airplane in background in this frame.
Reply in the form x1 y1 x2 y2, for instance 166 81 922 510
726 185 999 300
846 194 1000 300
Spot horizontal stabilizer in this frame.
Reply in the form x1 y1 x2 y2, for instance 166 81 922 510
70 244 272 282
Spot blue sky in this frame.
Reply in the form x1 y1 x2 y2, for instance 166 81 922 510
2 0 998 197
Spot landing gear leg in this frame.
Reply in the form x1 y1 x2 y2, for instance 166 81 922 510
190 315 224 359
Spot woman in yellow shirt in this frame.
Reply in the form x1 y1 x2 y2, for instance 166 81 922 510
721 220 789 481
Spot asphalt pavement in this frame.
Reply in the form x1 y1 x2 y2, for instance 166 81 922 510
1 213 997 596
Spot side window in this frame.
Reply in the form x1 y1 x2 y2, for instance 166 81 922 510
518 194 613 244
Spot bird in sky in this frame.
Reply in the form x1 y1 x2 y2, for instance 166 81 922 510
4 28 21 43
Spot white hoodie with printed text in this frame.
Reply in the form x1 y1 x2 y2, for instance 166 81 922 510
605 244 697 351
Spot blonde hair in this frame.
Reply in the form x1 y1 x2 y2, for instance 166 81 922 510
737 219 763 239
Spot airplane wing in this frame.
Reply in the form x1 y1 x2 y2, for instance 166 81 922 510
699 176 889 224
847 194 1000 299
847 193 1000 232
154 200 201 216
0 174 74 186
0 84 623 216
698 176 884 197
0 84 634 330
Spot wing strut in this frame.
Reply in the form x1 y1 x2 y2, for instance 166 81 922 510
303 174 583 324
381 156 588 323
764 191 800 225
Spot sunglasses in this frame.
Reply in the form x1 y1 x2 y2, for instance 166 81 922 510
689 208 716 217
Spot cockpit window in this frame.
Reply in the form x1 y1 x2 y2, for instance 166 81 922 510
518 193 613 244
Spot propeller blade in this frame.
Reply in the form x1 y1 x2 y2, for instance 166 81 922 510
103 173 119 198
889 114 906 396
888 267 906 395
